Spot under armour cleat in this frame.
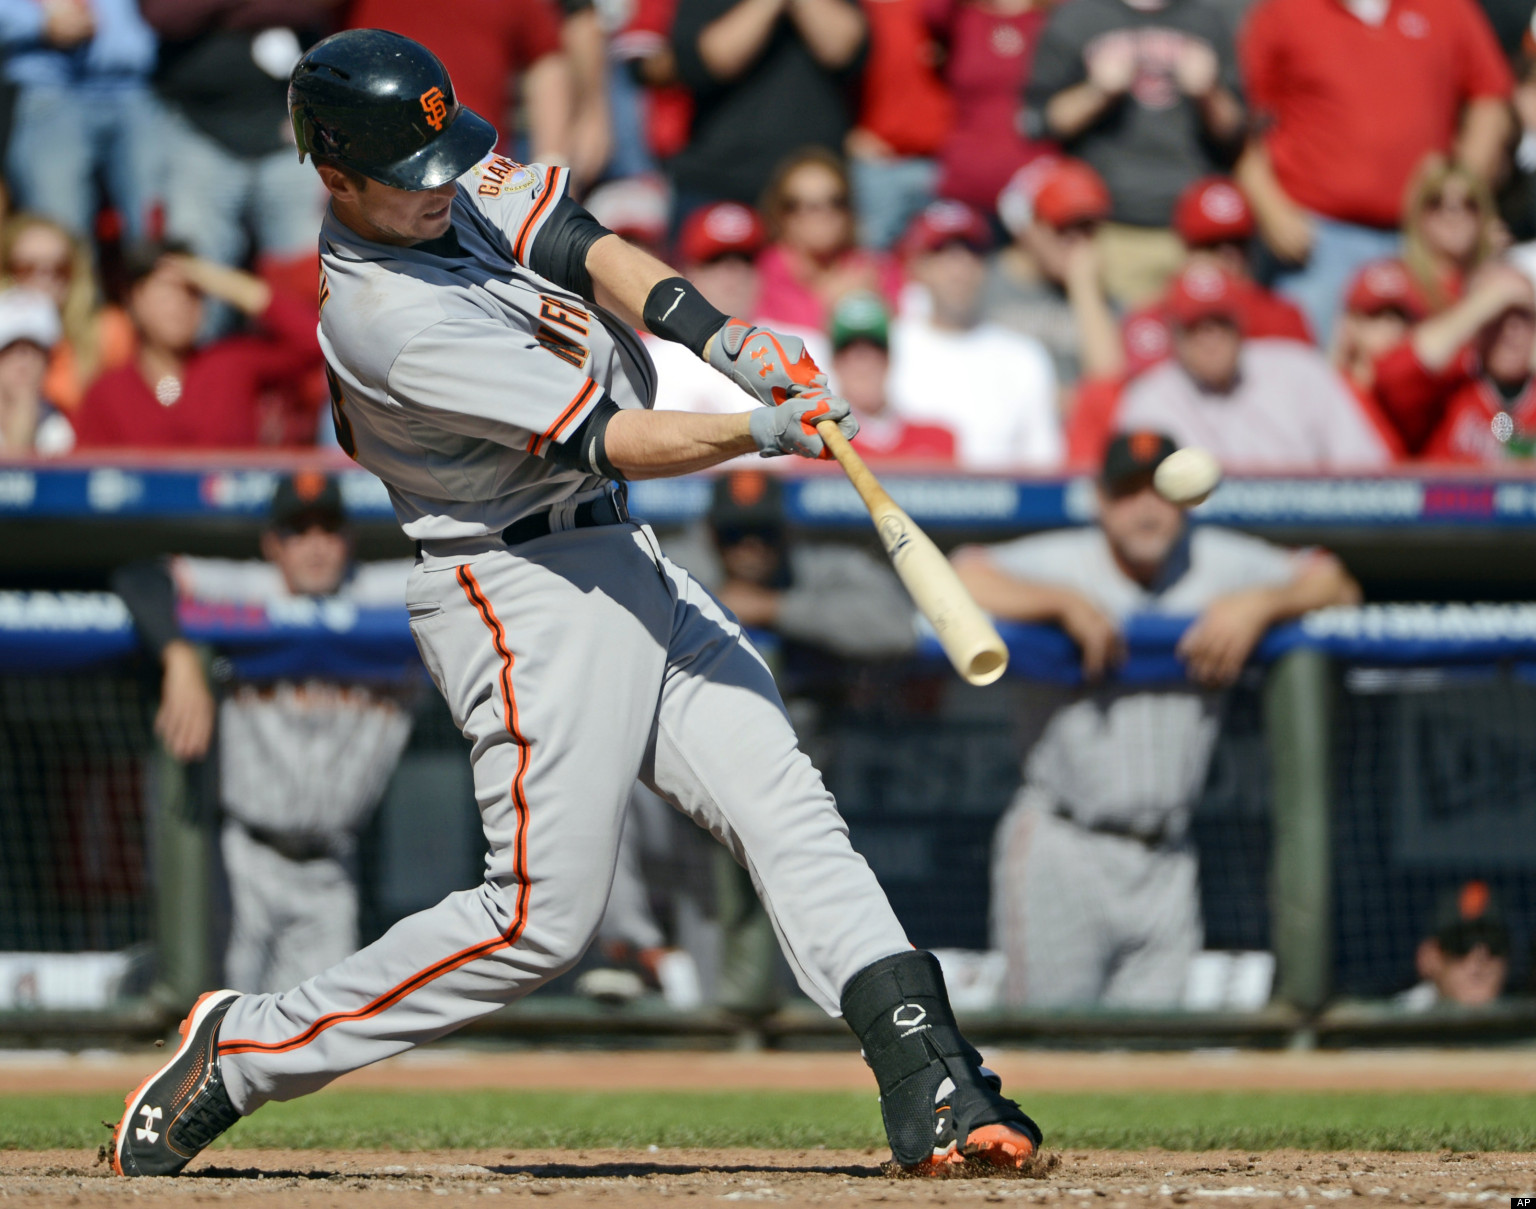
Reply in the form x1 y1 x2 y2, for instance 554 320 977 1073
113 989 242 1176
908 1068 1038 1174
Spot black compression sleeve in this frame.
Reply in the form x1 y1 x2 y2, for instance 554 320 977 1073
111 560 182 657
541 398 626 481
643 277 728 357
526 195 611 300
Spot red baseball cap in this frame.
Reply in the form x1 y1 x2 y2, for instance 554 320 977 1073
1031 159 1111 229
1174 177 1254 247
678 202 766 265
1344 259 1428 320
899 200 993 258
1165 264 1243 327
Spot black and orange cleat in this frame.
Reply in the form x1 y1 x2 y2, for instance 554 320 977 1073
906 1068 1039 1175
112 989 242 1176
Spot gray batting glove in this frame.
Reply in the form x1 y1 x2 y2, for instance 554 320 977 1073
709 319 827 407
748 388 859 460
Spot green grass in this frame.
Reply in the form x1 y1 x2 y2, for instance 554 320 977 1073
5 1090 1535 1153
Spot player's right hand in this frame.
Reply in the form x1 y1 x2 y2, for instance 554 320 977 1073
1059 594 1122 680
748 386 858 460
708 319 826 407
157 640 215 763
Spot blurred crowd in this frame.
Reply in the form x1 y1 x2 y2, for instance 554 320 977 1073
1 0 1536 469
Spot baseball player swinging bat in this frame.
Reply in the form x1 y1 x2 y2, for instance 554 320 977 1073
815 419 1009 686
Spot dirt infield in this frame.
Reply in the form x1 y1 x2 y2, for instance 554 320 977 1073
2 1047 1532 1096
3 1147 1533 1207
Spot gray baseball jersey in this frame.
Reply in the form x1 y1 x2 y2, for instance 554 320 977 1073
170 557 417 840
213 162 912 1109
315 158 656 541
985 524 1300 1007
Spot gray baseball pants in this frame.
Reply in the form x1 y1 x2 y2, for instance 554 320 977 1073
990 788 1201 1008
218 524 909 1111
221 821 359 995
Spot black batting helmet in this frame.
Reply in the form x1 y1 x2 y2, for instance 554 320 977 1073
288 29 497 191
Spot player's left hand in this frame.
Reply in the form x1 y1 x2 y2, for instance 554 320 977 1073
709 320 826 407
748 386 858 460
1177 589 1275 687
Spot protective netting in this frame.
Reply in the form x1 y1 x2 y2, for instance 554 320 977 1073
2 657 1534 1012
1334 667 1536 998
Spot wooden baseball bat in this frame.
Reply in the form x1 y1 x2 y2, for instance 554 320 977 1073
816 419 1008 686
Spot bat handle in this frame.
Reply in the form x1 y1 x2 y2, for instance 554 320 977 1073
815 418 892 513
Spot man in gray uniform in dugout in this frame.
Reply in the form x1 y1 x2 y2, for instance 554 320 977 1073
955 432 1360 1008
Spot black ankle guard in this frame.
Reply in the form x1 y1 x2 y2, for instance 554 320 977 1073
841 951 1041 1167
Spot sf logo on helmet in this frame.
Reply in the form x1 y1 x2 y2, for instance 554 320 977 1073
420 86 448 131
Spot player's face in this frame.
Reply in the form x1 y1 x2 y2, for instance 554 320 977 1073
324 167 459 246
1173 317 1242 392
830 340 889 416
1097 478 1185 573
262 520 351 596
1422 940 1507 1006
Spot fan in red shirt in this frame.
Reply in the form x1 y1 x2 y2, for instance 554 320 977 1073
1333 260 1428 460
829 291 956 462
1237 0 1511 337
1120 177 1312 378
73 244 322 450
844 0 954 249
345 0 567 160
612 0 695 162
1373 262 1536 462
926 0 1055 214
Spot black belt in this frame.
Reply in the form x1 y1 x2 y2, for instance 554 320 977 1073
501 487 630 547
237 820 337 862
1053 801 1171 848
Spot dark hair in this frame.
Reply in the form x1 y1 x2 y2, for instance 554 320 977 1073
121 238 196 287
312 156 372 192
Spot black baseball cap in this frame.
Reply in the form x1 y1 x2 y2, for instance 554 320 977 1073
1431 880 1509 958
270 470 346 533
709 470 784 541
1101 431 1177 492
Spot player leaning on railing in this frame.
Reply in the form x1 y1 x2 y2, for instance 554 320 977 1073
110 29 1041 1179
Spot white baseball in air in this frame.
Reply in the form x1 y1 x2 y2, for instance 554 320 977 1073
1153 447 1223 507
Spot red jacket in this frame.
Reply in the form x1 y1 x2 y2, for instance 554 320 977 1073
74 295 322 450
1373 342 1536 462
855 413 957 462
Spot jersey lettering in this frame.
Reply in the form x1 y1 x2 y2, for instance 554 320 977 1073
324 360 358 460
476 155 533 198
536 322 588 369
538 296 589 337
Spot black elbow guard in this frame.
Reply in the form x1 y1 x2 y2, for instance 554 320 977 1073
643 276 728 358
541 397 626 481
527 196 611 300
